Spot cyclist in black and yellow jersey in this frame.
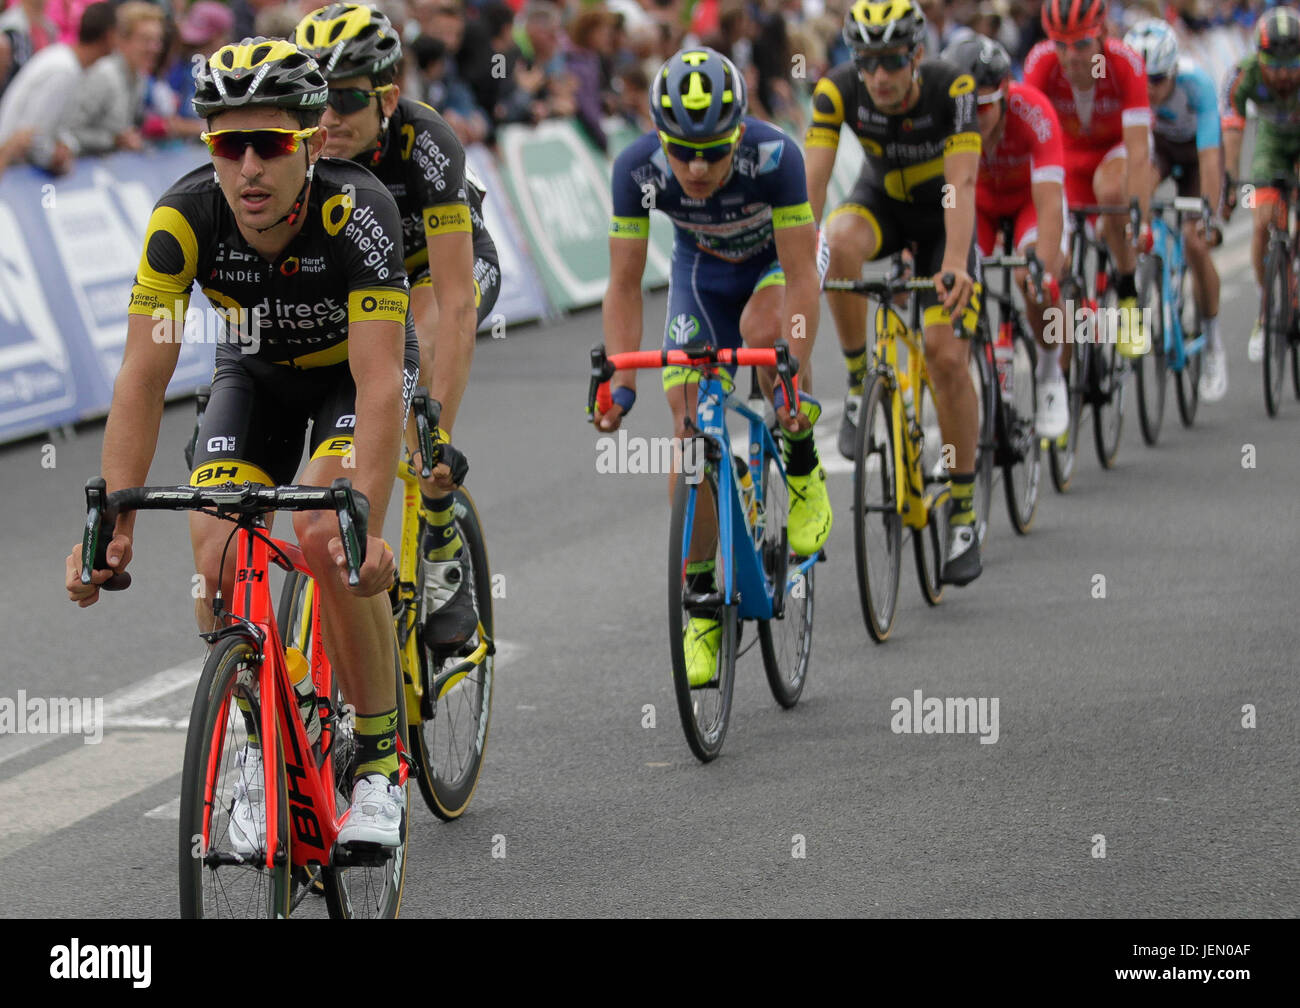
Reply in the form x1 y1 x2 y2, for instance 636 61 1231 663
65 38 414 850
805 0 984 585
296 3 499 654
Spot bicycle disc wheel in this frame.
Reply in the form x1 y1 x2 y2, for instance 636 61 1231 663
913 373 946 607
668 456 737 762
1263 244 1289 417
757 446 813 709
853 372 903 640
322 641 409 919
179 637 291 919
1173 263 1201 428
1092 285 1125 468
1002 321 1040 534
1134 254 1167 445
412 488 494 821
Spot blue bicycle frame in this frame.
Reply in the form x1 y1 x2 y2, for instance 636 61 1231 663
1150 198 1207 371
681 373 819 623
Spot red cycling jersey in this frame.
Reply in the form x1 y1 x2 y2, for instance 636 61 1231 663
978 81 1065 215
1023 37 1150 205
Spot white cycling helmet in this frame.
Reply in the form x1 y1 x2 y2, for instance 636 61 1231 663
1124 19 1178 78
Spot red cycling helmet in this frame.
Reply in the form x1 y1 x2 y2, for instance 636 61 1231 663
1041 0 1106 43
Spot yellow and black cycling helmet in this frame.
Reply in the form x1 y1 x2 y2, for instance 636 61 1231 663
296 3 402 82
193 37 328 118
842 0 927 53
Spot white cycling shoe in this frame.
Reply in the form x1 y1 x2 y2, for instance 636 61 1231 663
1199 344 1228 403
338 773 405 848
227 745 265 857
1035 375 1070 440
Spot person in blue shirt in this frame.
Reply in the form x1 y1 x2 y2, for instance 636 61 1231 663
1126 19 1227 402
594 47 830 689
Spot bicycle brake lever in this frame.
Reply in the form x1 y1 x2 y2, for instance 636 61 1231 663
83 477 133 591
330 478 369 587
587 345 615 421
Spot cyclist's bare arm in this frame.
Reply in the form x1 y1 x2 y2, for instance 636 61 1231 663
420 224 477 437
773 219 820 357
597 234 648 431
347 317 406 537
1124 122 1151 221
65 313 183 604
804 144 837 225
939 147 979 314
1031 179 1066 277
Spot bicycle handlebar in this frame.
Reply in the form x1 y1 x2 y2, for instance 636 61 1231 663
587 340 800 419
81 476 371 590
822 271 956 299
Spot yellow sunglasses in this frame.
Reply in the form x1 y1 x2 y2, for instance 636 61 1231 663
659 125 742 163
201 127 319 160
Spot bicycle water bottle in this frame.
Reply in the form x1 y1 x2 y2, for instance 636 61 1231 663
286 647 321 749
995 322 1015 404
733 455 759 530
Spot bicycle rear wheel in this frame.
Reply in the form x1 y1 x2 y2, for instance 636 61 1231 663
411 488 494 821
1134 254 1167 446
757 448 813 708
321 640 409 919
179 637 291 919
1001 321 1040 534
668 456 737 761
853 372 903 640
913 373 946 606
1092 285 1125 468
1263 243 1290 417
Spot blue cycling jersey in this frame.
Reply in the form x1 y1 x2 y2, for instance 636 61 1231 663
1153 59 1221 150
609 117 814 264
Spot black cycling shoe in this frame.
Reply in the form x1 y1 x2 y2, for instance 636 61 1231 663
420 550 477 653
941 524 982 586
837 389 862 461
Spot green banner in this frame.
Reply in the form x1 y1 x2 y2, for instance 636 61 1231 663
496 120 617 311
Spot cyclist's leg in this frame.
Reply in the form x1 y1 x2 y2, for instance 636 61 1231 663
1169 141 1227 397
1246 128 1297 357
1093 144 1147 353
1017 198 1071 437
740 259 831 556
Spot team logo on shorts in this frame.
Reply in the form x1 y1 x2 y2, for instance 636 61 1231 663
669 313 700 345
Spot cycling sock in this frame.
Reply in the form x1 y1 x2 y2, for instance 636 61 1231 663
1116 273 1137 301
420 492 462 562
353 707 400 785
1037 345 1062 381
843 346 868 392
948 472 976 527
781 396 822 477
685 560 716 598
236 696 259 748
1203 316 1221 353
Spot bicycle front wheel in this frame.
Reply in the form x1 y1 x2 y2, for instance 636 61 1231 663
1263 243 1290 417
1134 254 1167 446
1049 338 1085 493
853 372 903 640
179 637 291 919
321 639 409 919
1002 321 1040 534
668 456 737 762
757 446 813 709
913 373 946 607
412 488 494 821
1092 285 1125 468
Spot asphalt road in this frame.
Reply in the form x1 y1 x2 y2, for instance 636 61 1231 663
1 221 1296 918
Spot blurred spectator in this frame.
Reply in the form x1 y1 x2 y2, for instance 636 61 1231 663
565 4 615 151
230 0 288 41
495 2 575 127
48 0 94 45
255 3 301 39
920 0 975 55
63 1 163 155
612 63 651 132
411 31 489 142
0 0 115 173
409 0 498 123
153 0 233 138
0 0 57 94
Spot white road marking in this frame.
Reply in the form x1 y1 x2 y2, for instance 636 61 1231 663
0 731 187 859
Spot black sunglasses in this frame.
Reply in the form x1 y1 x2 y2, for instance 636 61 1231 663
1147 72 1171 86
853 50 911 73
327 86 391 115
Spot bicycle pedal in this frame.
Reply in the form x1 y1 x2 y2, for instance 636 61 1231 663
331 841 395 868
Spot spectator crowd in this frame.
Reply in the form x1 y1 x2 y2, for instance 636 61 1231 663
0 0 1273 178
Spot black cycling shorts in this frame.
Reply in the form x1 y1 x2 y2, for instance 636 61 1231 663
189 348 420 488
1153 134 1212 199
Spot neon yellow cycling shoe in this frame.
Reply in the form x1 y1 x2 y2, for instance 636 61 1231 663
1115 296 1149 358
786 466 832 556
684 615 721 687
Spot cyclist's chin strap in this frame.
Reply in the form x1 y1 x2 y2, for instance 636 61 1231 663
368 116 391 167
252 157 314 234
